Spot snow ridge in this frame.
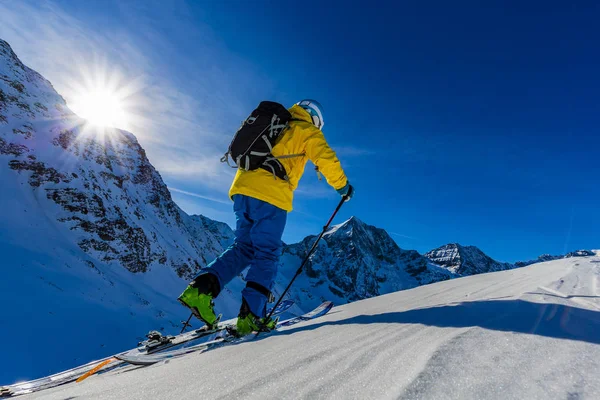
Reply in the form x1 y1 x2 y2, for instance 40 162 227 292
424 243 513 275
278 217 456 310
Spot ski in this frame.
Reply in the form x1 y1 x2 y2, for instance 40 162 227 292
0 356 119 397
275 300 334 327
2 300 295 396
136 299 295 354
115 301 334 366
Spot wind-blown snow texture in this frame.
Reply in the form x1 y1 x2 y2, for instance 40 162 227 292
25 256 600 399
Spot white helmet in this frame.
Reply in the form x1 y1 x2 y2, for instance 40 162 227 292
297 99 324 129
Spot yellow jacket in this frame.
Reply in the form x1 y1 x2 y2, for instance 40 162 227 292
229 104 348 212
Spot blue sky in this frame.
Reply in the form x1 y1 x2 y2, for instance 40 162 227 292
1 0 598 262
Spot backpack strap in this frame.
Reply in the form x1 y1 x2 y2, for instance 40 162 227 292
220 152 238 169
261 158 288 181
261 153 306 181
269 114 288 138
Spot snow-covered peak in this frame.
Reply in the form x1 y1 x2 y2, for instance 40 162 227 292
565 249 596 258
1 36 235 278
324 215 365 237
0 39 57 96
281 216 455 307
514 249 596 268
424 243 512 275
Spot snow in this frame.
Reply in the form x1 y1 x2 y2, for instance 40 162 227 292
20 256 600 399
323 217 352 237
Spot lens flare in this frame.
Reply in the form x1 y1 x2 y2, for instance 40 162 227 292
71 88 126 128
65 60 144 134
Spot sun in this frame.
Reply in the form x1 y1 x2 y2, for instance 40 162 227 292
66 62 143 132
71 88 126 128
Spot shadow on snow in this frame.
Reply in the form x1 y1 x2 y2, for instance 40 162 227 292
278 299 600 345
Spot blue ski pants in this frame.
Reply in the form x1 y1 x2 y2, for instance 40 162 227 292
200 194 287 318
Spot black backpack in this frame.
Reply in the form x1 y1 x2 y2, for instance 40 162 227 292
221 101 301 181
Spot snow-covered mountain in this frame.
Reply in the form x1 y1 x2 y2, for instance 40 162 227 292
424 243 513 275
0 38 233 278
513 249 596 268
0 37 235 382
424 243 596 274
278 217 456 310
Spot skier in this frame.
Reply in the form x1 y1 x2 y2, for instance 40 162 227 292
178 99 354 335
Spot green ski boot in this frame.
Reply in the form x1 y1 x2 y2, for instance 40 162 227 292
177 274 221 328
234 299 278 336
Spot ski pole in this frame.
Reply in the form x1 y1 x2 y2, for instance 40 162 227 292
180 313 193 334
257 195 348 337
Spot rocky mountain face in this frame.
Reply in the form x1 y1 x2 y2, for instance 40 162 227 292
514 254 563 268
278 217 456 309
566 250 596 258
0 38 233 280
1 37 236 381
423 243 513 276
424 243 596 274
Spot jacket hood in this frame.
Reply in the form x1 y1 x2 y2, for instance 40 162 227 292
289 104 313 124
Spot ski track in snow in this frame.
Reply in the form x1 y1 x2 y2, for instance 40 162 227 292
19 256 600 400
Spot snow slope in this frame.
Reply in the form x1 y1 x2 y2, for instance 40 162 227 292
24 255 600 399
